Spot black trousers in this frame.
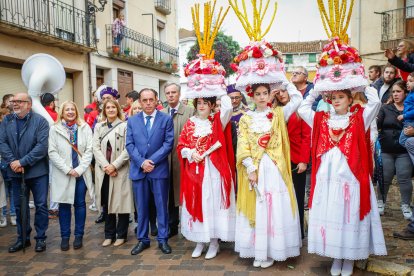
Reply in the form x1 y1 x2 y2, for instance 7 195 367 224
168 179 179 231
291 161 306 239
101 175 129 239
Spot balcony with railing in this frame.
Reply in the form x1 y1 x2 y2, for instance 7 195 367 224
154 0 171 15
106 24 179 74
380 5 414 50
0 0 96 53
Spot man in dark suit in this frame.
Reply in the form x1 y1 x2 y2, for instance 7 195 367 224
126 88 174 255
0 93 50 253
161 83 194 238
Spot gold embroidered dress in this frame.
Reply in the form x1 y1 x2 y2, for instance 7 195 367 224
235 84 302 261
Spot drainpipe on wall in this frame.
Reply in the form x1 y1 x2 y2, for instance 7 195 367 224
87 52 93 103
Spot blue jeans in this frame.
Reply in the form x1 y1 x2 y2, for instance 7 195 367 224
58 177 87 238
11 174 49 241
400 121 414 147
2 180 16 216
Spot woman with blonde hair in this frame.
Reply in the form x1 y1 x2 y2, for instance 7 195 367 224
93 99 133 247
386 39 414 81
128 100 142 117
48 101 94 251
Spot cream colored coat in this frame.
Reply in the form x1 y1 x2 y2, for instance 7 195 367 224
93 119 133 214
161 104 194 206
48 123 94 204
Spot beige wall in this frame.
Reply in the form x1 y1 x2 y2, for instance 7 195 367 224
351 0 404 68
0 33 89 109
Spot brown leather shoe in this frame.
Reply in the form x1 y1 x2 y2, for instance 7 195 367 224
393 229 414 240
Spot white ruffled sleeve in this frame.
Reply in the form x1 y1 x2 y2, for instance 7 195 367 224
180 148 195 163
219 95 232 129
363 86 381 132
298 88 318 128
282 83 303 122
242 157 257 174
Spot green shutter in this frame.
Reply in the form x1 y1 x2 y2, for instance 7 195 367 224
285 54 293 64
308 53 317 63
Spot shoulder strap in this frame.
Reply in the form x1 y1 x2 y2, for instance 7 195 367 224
99 122 123 142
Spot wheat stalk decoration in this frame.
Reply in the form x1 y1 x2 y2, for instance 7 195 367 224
317 0 354 44
228 0 277 41
191 0 230 59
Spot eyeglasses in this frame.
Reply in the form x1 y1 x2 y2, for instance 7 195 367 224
230 96 241 100
292 71 306 76
10 100 29 105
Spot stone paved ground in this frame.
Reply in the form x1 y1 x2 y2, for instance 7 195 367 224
0 184 411 276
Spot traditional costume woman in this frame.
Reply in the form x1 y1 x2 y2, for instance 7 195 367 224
297 1 387 275
229 0 302 268
177 1 236 260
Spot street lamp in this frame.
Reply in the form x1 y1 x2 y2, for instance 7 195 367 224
88 0 108 15
142 13 155 60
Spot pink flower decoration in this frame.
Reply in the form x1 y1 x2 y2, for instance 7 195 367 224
188 75 205 91
327 65 345 82
252 59 269 76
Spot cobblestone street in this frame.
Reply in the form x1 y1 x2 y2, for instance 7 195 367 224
0 185 411 276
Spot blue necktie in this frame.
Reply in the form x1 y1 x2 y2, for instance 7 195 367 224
170 108 176 117
145 115 152 135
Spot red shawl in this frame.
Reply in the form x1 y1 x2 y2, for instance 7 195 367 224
309 107 373 220
177 113 235 222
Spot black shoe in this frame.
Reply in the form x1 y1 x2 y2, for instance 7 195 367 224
168 228 178 239
95 213 105 224
130 241 150 255
393 229 414 240
35 239 46 252
73 236 83 249
8 240 31 253
150 225 158 237
158 242 172 254
61 237 70 251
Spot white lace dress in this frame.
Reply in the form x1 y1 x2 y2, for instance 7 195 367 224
180 95 236 242
235 83 303 261
298 87 387 260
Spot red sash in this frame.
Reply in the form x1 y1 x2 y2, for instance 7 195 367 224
309 107 372 220
177 113 235 222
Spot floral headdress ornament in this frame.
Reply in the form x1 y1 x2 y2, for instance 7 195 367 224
313 0 367 93
229 0 288 96
184 1 230 99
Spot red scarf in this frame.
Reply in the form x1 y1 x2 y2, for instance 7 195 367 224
309 107 372 220
177 113 235 222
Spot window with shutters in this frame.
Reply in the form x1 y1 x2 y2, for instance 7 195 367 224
285 54 293 64
308 53 317 63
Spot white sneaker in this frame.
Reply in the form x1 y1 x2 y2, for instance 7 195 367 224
253 260 261 267
330 259 342 276
377 200 385 215
205 239 220 259
89 203 98 212
341 260 354 276
401 204 413 220
260 258 274 269
29 201 35 209
10 215 16 226
0 215 7 227
191 243 205 258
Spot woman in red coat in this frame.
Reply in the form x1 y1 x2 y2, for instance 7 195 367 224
273 84 310 239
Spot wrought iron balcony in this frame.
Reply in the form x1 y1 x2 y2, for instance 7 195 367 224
379 5 414 50
106 24 179 74
154 0 171 15
0 0 96 53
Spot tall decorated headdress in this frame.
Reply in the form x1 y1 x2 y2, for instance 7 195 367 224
184 1 230 99
229 0 287 93
314 0 367 93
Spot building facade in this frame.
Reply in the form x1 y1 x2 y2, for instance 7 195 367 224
0 0 179 109
272 40 328 82
350 0 413 68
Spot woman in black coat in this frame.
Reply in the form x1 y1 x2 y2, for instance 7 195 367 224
377 80 413 219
